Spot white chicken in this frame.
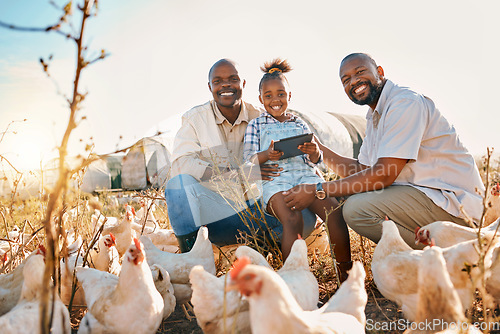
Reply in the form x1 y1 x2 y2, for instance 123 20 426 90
140 226 216 306
135 226 179 253
415 220 499 247
0 253 71 334
0 245 45 316
91 209 118 232
102 206 137 257
228 257 365 334
0 225 32 262
129 202 179 253
486 245 500 305
373 219 496 321
235 238 319 311
190 265 250 334
234 245 272 268
134 198 159 230
88 233 121 275
318 261 367 326
403 246 482 334
150 264 176 320
77 238 164 334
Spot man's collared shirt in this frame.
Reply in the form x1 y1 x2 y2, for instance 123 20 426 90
358 79 484 221
171 100 261 180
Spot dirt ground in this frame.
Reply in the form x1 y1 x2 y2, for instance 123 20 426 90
156 286 404 334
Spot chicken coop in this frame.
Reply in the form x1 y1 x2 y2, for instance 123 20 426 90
121 136 172 190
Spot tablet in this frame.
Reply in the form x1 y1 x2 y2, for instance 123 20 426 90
273 133 313 160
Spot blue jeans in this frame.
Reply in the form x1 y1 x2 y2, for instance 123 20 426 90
165 174 317 251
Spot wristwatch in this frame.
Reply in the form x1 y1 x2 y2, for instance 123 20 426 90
315 182 327 200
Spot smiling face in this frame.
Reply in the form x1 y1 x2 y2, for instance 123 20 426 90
208 61 245 110
259 78 291 122
339 54 385 109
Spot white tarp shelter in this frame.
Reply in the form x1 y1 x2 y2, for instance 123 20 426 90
140 109 365 185
121 136 172 190
43 156 112 194
80 158 112 193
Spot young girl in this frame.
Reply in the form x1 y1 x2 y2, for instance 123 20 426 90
243 59 352 278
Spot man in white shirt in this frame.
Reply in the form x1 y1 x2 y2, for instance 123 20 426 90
165 59 317 251
283 53 484 247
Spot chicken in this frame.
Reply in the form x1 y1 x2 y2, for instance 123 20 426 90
234 245 272 268
228 257 365 334
0 253 71 334
484 182 500 226
190 265 251 334
135 198 159 230
485 244 500 305
318 261 367 326
102 206 137 257
135 226 179 253
140 226 216 306
415 221 490 247
0 246 45 316
150 264 176 320
403 246 481 334
373 219 496 321
130 202 179 253
274 237 319 311
0 225 31 261
91 209 118 232
235 238 319 311
88 233 121 275
60 235 85 305
77 238 164 334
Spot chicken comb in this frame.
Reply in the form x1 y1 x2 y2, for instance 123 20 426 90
109 232 116 243
133 238 142 251
1 252 7 263
492 182 500 196
131 206 136 215
230 256 251 281
384 216 389 220
297 234 302 240
37 244 47 256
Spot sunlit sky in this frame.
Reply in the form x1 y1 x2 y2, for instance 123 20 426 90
0 0 499 171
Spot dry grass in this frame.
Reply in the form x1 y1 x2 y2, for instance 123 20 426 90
0 151 499 333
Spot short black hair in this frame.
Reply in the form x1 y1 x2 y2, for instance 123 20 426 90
340 53 378 69
208 59 238 80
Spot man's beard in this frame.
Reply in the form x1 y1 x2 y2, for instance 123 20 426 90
349 80 384 106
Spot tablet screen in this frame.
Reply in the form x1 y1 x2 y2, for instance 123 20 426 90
273 133 313 160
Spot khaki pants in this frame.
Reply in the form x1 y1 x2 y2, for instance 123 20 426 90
343 185 468 249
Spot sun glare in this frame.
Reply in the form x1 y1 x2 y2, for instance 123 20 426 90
6 128 55 172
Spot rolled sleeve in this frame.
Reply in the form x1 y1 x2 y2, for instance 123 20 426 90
377 98 427 162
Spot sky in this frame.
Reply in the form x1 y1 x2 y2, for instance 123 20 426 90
0 0 499 172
